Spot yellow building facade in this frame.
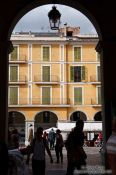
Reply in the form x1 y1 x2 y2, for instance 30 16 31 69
8 27 101 142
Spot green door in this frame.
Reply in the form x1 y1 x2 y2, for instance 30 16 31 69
9 87 18 105
10 66 18 82
42 66 50 82
42 87 50 104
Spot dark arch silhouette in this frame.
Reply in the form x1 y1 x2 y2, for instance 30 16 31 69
35 111 58 129
8 111 25 128
94 111 102 121
70 111 87 121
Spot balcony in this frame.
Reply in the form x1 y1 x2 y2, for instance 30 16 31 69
91 98 101 107
8 98 71 107
34 75 59 85
9 75 28 85
90 75 101 84
9 55 28 63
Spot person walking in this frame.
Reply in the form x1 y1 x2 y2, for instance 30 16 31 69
26 124 34 164
65 119 87 175
48 128 56 150
31 127 53 175
55 129 64 163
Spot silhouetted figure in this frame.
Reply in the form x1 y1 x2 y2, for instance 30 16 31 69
10 129 19 149
48 128 56 150
55 129 64 163
31 127 53 175
65 119 87 175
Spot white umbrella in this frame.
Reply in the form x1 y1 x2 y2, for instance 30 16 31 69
44 127 57 133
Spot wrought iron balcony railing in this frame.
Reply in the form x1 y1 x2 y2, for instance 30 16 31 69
90 75 101 83
9 55 28 63
9 75 28 84
34 75 59 83
8 98 71 106
8 97 101 106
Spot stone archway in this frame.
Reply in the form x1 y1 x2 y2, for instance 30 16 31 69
70 111 87 121
94 111 102 121
35 111 58 130
8 111 25 144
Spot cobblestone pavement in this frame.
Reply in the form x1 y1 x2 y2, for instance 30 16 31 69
27 147 112 175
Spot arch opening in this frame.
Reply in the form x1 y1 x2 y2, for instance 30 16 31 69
70 111 87 121
35 111 58 130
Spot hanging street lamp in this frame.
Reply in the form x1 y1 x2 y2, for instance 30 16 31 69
48 6 61 30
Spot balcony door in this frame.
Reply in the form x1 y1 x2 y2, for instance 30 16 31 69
42 66 50 82
42 87 51 104
9 87 18 105
10 46 18 61
10 66 18 82
74 87 82 105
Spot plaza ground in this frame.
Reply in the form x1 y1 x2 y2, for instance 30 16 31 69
27 147 112 175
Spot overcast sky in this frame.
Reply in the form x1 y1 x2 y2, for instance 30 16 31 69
13 4 97 34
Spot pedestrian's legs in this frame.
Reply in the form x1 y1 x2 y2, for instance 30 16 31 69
59 147 63 163
32 159 45 175
66 161 75 175
55 146 60 163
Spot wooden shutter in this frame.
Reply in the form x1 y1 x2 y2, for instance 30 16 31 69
42 66 50 82
82 66 88 82
70 66 74 82
74 47 81 62
42 87 50 104
11 46 18 61
97 66 101 81
10 66 18 82
74 87 82 105
9 87 18 105
98 87 101 104
43 47 49 61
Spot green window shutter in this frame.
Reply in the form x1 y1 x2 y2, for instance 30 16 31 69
82 66 88 82
10 66 18 82
98 87 101 104
97 53 100 62
9 87 18 105
74 47 81 62
70 66 74 82
42 66 50 82
42 87 50 104
97 66 101 81
11 46 18 61
74 87 82 105
43 47 49 61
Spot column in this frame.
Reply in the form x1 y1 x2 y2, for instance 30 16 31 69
0 40 13 143
96 39 116 168
25 120 34 145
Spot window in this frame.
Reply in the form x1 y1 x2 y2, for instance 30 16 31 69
74 47 81 62
9 66 18 82
10 46 18 61
74 87 82 105
42 66 50 82
42 46 50 61
97 86 101 104
9 87 18 105
70 66 87 82
97 52 100 62
42 87 51 104
97 66 101 81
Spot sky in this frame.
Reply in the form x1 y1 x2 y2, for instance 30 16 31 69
13 4 97 34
